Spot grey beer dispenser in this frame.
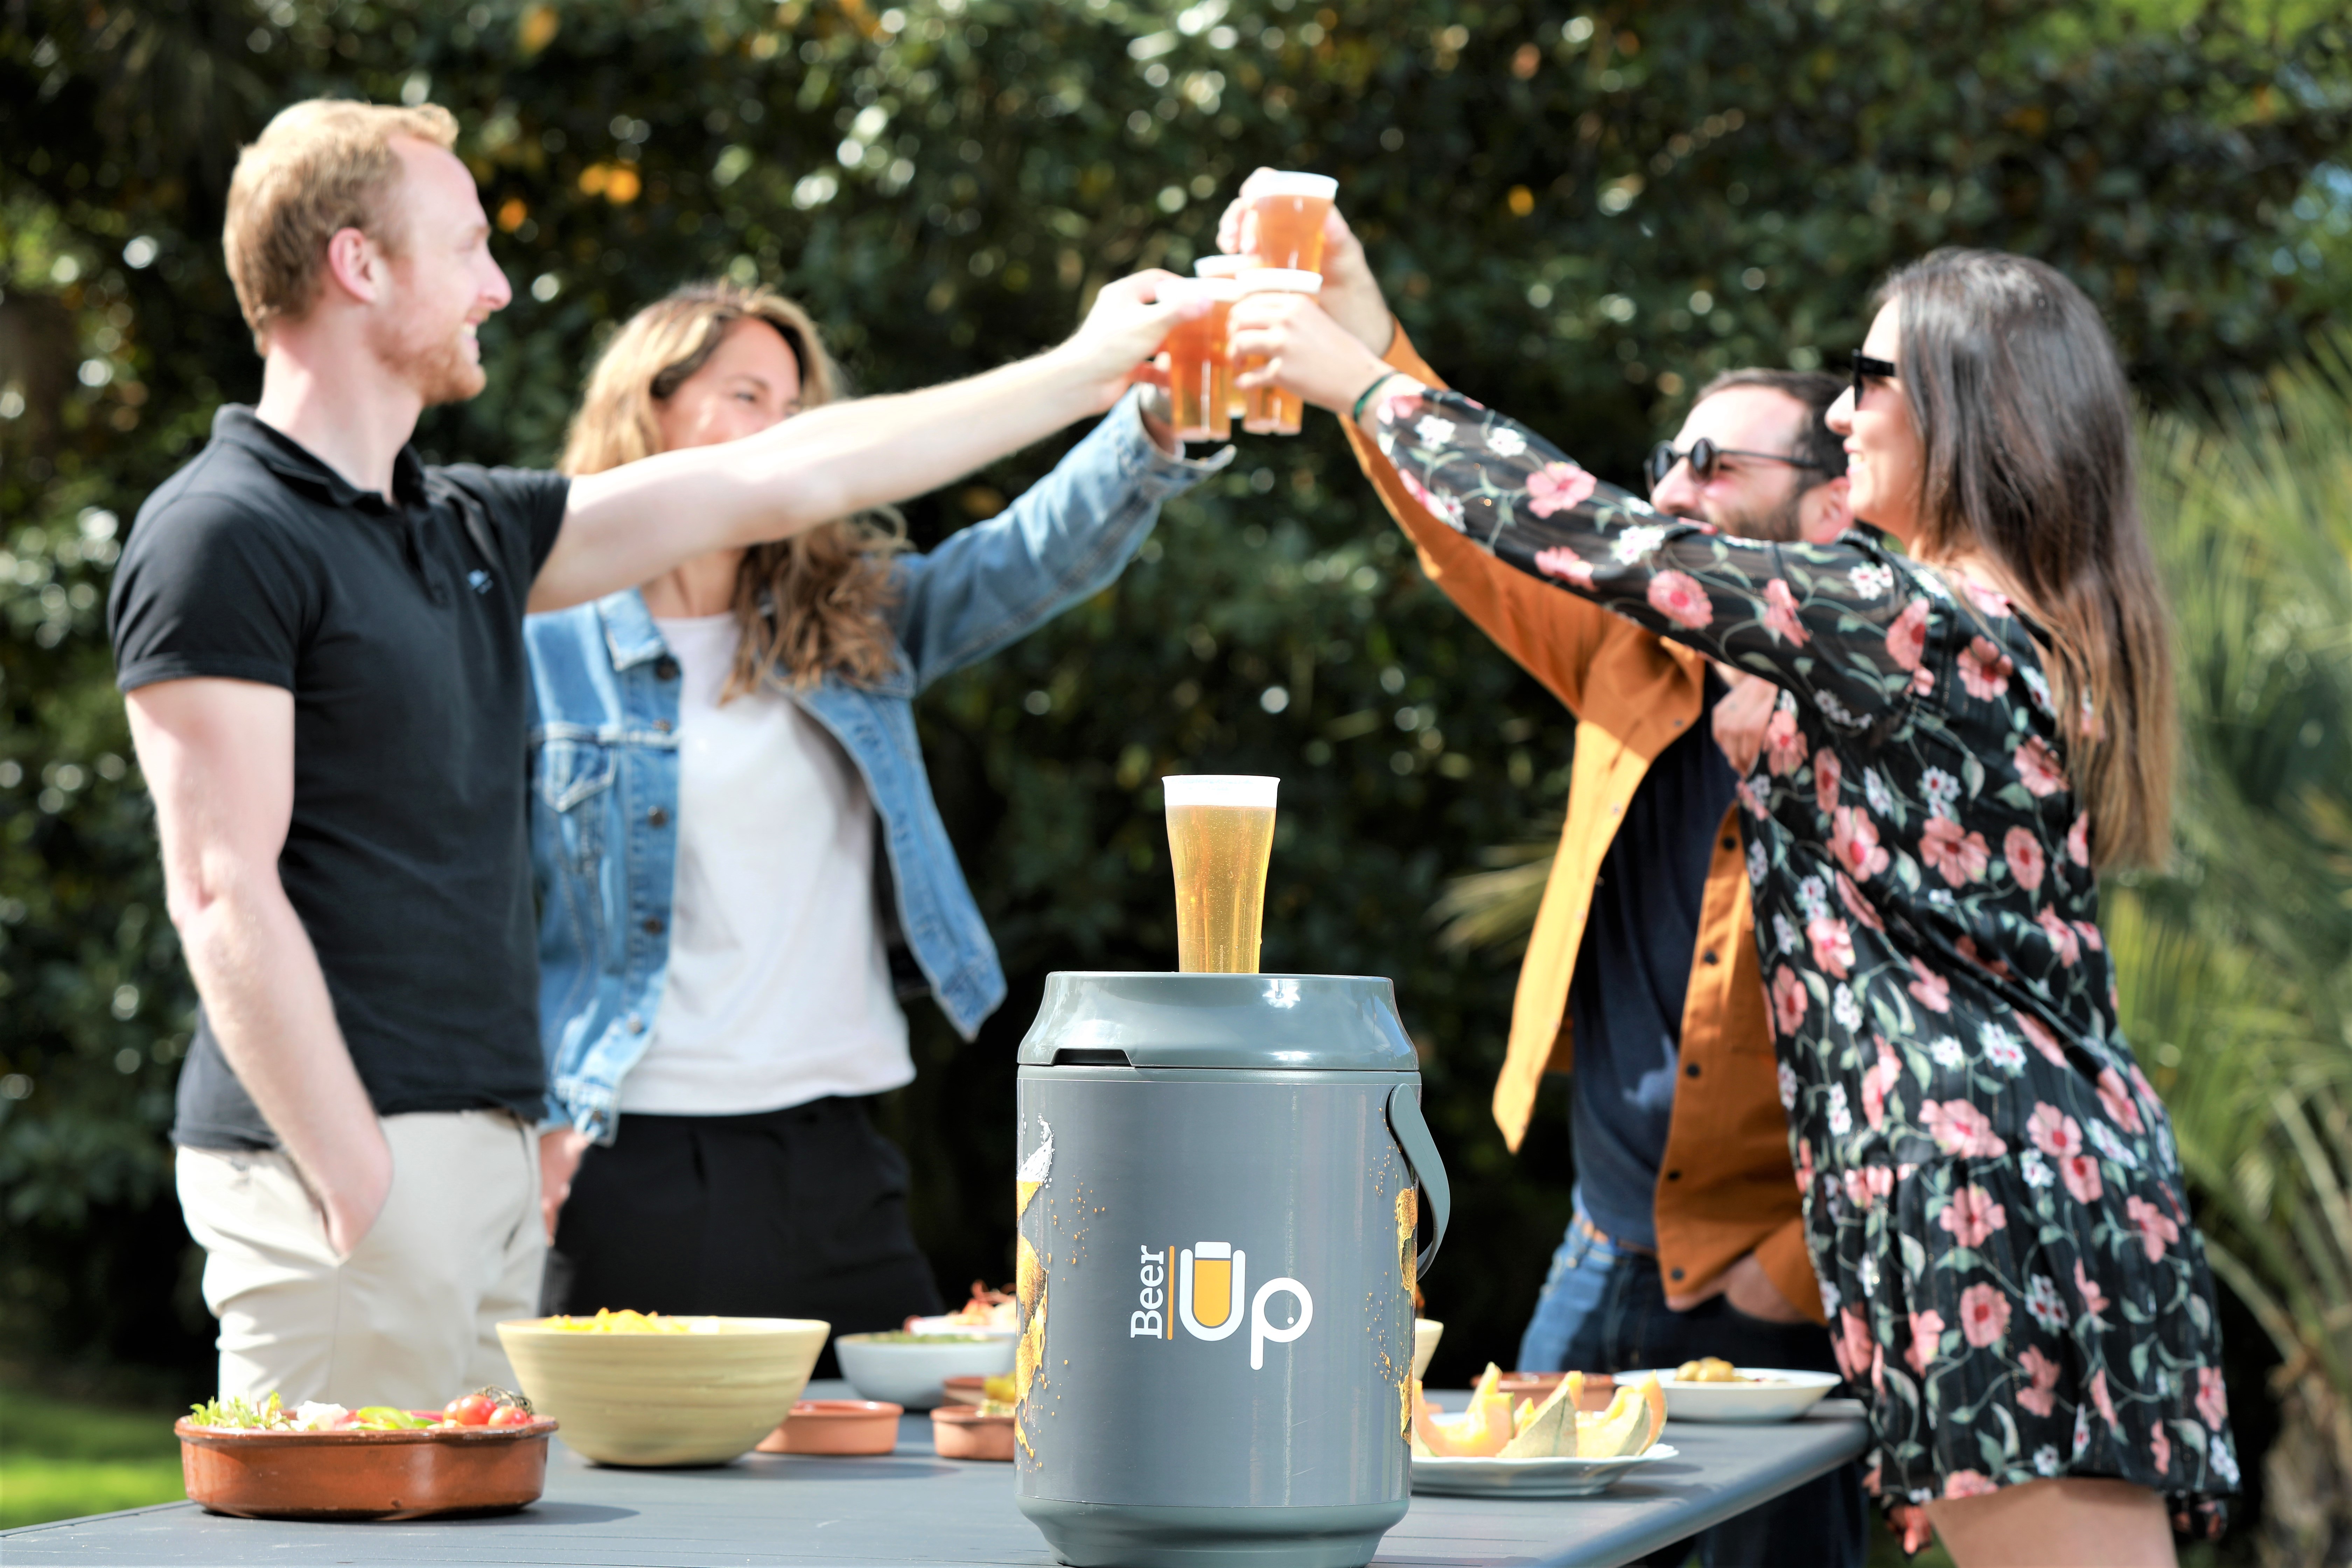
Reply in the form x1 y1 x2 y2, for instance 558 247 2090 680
1013 971 1451 1568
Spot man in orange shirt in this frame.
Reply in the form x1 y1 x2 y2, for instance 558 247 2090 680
1226 180 1865 1567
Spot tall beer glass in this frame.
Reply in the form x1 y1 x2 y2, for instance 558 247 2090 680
1236 269 1322 436
1164 775 1279 974
1195 255 1257 421
1249 172 1338 273
1162 278 1241 442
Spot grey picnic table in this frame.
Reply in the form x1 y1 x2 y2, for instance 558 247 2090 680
3 1381 1868 1567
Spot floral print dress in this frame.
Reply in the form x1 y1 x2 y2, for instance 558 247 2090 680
1372 388 2236 1536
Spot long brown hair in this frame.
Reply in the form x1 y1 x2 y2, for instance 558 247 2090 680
1879 248 2174 868
559 280 903 695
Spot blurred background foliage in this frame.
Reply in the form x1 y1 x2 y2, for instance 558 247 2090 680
2 0 2350 1553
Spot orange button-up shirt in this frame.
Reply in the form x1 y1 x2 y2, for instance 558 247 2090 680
1345 329 1822 1322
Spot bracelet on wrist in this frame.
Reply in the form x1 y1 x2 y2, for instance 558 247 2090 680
1351 370 1405 425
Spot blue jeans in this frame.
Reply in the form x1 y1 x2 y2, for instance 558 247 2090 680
1518 1212 1868 1568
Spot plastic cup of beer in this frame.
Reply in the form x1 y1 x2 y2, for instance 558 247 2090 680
1163 775 1279 975
1249 172 1338 273
1234 268 1322 436
1162 278 1242 442
1195 255 1258 420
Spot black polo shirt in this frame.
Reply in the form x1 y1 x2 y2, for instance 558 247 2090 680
109 406 569 1149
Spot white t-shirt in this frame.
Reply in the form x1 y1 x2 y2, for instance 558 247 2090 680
619 612 912 1116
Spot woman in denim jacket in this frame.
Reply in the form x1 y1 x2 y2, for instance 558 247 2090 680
527 281 1223 1337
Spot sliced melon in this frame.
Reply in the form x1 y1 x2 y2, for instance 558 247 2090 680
1411 1368 1515 1458
1499 1372 1582 1458
1574 1384 1651 1458
1629 1371 1666 1453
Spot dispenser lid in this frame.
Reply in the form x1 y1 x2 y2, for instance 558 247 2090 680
1016 973 1419 1071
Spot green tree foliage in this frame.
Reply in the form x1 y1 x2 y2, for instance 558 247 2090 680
2 0 2347 1405
2106 346 2352 1562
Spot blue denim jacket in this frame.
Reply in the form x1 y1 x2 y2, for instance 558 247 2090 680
527 392 1226 1139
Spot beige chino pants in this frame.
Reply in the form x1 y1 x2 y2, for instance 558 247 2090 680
176 1108 544 1409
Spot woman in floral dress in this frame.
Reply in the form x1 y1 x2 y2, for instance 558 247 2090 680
1231 249 2235 1564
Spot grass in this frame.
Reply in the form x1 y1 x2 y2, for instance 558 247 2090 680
0 1379 188 1531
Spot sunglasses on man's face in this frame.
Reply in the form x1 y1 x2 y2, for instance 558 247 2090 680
1645 436 1827 492
1851 351 1899 406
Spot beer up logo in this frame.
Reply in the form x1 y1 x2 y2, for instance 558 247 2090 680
1130 1241 1313 1370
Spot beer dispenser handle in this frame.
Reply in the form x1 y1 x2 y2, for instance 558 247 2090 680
1385 1083 1451 1278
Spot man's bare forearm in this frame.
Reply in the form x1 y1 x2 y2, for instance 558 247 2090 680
538 346 1111 613
180 876 389 1252
533 271 1195 614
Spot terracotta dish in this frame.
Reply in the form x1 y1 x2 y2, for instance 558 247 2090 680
175 1418 555 1521
757 1400 903 1456
1497 1371 1616 1412
498 1315 827 1467
939 1376 988 1406
929 1405 1016 1462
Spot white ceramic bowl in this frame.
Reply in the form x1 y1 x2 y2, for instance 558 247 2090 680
1632 1367 1841 1423
1412 1319 1444 1381
497 1316 828 1466
833 1333 1016 1410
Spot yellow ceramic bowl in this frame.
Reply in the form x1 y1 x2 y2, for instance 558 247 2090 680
497 1316 828 1467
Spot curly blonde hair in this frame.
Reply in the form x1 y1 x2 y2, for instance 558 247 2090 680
559 281 903 696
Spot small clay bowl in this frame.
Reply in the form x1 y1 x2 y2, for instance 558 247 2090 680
1497 1371 1616 1412
174 1417 556 1521
757 1400 902 1456
930 1405 1015 1462
940 1376 988 1406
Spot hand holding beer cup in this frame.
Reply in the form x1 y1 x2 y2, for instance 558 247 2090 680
1051 269 1211 415
1227 294 1415 434
1217 169 1394 355
1157 277 1242 442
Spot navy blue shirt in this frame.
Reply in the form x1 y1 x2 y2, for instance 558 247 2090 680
1567 673 1741 1249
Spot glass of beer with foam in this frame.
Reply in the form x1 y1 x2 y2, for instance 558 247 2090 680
1162 278 1242 442
1235 269 1322 436
1196 255 1257 422
1163 775 1279 974
1248 173 1338 273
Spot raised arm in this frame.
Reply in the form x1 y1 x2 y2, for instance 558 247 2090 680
528 272 1199 613
890 391 1227 688
1360 386 1932 725
125 678 391 1255
1227 295 1939 728
1337 328 1622 718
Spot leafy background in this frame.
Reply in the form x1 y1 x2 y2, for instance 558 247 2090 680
3 0 2350 1554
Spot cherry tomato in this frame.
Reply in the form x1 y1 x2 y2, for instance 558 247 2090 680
486 1403 536 1428
444 1394 498 1427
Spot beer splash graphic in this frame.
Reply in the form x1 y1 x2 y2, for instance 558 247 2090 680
1013 1120 1053 1458
1395 1183 1419 1437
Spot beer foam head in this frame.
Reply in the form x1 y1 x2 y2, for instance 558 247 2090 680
1194 253 1258 278
1236 268 1322 295
1159 275 1242 306
1252 172 1339 200
1162 774 1280 808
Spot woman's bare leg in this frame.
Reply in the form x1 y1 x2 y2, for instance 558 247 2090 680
1925 1476 2176 1568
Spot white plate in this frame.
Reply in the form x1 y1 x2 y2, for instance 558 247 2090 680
1411 1444 1680 1498
1626 1368 1842 1423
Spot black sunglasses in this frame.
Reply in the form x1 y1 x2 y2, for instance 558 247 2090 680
1851 350 1899 405
1645 436 1828 491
